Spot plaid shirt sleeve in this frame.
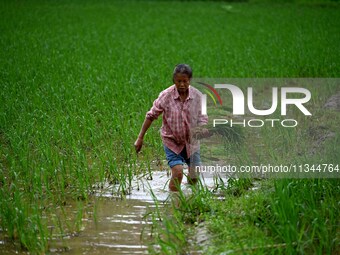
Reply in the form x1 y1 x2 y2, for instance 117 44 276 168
146 90 166 121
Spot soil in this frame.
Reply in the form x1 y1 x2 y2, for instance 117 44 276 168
324 91 340 111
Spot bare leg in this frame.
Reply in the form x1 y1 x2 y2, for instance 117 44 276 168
169 164 183 192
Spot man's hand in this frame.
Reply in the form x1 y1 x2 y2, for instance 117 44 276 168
135 118 153 153
191 127 211 140
198 128 210 139
134 137 144 153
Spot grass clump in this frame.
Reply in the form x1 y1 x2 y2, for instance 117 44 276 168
203 177 339 254
146 182 213 255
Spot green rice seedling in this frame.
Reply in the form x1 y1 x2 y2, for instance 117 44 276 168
210 174 228 193
225 178 254 196
147 195 188 254
205 184 278 254
266 178 339 254
145 181 214 254
143 152 154 180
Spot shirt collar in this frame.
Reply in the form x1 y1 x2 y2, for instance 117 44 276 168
172 85 193 101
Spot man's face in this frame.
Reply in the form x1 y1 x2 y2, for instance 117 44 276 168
174 73 190 93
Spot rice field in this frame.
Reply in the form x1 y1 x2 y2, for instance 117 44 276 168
0 0 339 254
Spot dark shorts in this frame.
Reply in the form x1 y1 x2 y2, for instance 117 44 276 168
163 145 201 168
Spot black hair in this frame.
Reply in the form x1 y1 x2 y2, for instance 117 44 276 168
172 64 193 82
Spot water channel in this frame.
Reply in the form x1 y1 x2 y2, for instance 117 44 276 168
1 170 222 254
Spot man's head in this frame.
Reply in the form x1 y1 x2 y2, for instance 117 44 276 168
173 64 192 82
173 64 192 94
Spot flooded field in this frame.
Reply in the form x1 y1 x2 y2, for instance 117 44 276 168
0 170 224 255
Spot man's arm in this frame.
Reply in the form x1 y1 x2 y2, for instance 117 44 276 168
134 89 167 153
134 117 153 153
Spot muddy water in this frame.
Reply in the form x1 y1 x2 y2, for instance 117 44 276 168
0 170 223 254
50 199 156 255
49 171 172 255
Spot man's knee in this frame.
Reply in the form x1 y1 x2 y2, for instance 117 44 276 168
171 164 184 179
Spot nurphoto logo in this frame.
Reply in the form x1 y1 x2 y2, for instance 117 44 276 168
191 78 339 179
194 79 312 128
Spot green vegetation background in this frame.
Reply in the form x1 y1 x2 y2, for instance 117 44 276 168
0 0 339 253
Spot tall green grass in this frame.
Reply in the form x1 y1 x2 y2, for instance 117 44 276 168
0 0 339 253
